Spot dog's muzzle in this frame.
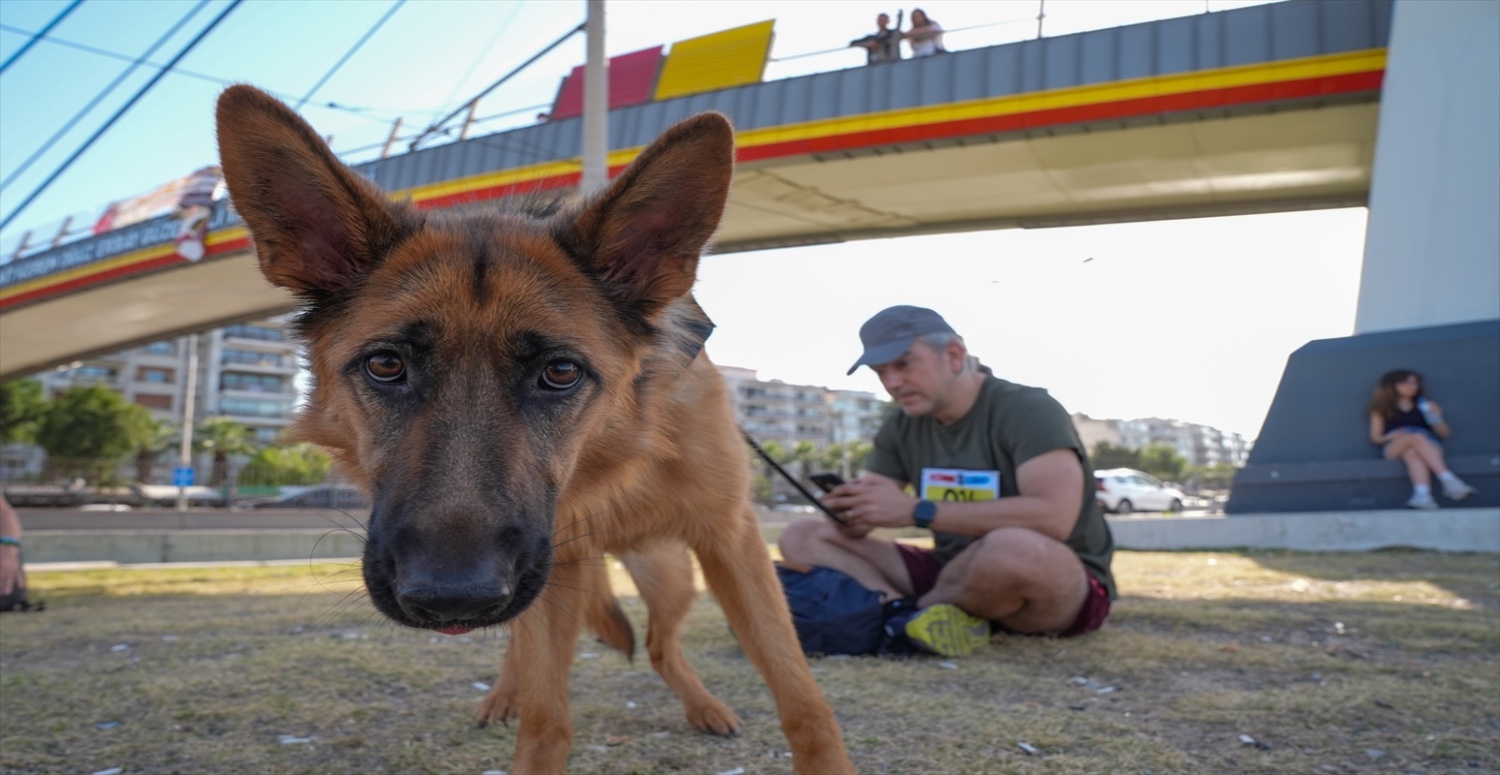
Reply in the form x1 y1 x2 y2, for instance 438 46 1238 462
362 519 555 632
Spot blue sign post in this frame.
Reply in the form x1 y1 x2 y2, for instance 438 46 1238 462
173 467 195 487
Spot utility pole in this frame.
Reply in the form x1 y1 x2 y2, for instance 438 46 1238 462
176 334 199 512
380 117 403 159
1036 0 1047 39
581 0 609 193
460 102 479 140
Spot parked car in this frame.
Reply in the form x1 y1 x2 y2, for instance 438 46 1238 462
1094 468 1186 515
133 484 224 507
250 485 369 510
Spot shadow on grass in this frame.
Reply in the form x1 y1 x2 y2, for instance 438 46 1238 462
1240 548 1500 612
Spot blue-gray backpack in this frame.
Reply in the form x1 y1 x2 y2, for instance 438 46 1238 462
775 563 914 656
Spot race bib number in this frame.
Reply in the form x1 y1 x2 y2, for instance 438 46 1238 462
920 468 1001 502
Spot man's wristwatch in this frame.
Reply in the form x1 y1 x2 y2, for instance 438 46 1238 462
912 500 937 530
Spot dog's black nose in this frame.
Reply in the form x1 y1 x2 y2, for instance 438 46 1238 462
396 581 510 623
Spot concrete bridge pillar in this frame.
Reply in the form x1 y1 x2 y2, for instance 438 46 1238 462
1228 0 1500 515
1354 0 1499 333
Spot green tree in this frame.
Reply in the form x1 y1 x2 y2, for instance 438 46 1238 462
813 440 875 479
1 378 47 444
1090 441 1141 470
810 443 842 476
842 440 874 475
134 419 181 484
788 440 818 485
748 439 790 506
1138 444 1188 484
1184 462 1237 491
195 416 258 486
240 442 332 487
749 471 773 505
35 385 153 483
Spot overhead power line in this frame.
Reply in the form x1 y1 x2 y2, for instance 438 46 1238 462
1 0 212 193
0 0 84 75
0 22 246 87
0 24 418 122
438 0 528 115
294 0 405 111
409 21 583 152
0 0 244 232
336 102 549 158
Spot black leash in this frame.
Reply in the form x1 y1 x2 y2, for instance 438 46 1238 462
740 429 847 525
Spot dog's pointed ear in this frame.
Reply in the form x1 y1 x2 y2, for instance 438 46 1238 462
559 112 734 318
217 85 412 298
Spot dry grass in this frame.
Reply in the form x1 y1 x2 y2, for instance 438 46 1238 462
2 547 1497 774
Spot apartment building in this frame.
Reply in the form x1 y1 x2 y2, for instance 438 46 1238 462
717 366 831 449
1117 416 1252 467
716 366 889 451
201 320 300 444
1070 413 1123 454
7 317 300 480
826 389 886 446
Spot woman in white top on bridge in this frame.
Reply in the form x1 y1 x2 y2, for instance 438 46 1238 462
906 9 945 57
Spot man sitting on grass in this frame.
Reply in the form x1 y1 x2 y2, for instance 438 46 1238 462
779 305 1116 656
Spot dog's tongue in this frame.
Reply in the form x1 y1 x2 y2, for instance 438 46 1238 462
437 626 473 636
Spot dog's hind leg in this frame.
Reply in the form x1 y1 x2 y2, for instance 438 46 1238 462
622 543 742 736
693 505 855 774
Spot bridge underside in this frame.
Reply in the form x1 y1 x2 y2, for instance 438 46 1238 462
3 255 297 380
0 100 1376 379
719 99 1376 251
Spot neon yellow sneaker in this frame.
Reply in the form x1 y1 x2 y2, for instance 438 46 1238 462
904 604 992 657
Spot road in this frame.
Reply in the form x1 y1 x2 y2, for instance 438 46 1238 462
16 508 367 531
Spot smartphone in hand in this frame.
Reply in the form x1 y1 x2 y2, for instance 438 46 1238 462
809 472 846 493
807 473 849 524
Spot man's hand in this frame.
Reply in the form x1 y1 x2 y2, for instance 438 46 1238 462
833 520 877 540
821 474 917 531
811 492 878 538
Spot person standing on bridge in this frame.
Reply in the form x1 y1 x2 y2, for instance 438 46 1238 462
851 12 902 65
904 9 946 57
778 305 1115 657
1368 369 1477 509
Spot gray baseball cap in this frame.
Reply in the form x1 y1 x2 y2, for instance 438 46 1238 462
846 305 956 375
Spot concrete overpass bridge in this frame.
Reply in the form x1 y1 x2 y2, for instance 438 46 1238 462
0 0 1393 379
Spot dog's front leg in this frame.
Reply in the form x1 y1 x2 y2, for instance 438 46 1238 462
509 563 585 773
694 506 856 774
475 635 521 727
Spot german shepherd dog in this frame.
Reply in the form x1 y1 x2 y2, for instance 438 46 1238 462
216 86 854 773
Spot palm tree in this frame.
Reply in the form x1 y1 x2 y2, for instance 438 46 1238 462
753 439 787 506
195 417 257 486
789 440 819 491
134 419 180 484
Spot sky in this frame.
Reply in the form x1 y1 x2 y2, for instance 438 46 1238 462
0 0 1366 439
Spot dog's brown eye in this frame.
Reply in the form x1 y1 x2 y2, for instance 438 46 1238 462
365 352 405 383
540 360 582 390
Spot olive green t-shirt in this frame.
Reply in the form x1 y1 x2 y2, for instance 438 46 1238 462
866 376 1117 599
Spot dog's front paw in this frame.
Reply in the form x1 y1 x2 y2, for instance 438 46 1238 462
685 699 742 737
474 684 519 728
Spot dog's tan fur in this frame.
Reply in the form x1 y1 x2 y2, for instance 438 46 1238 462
216 85 853 773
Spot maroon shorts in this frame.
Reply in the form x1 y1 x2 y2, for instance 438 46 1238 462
895 543 1111 638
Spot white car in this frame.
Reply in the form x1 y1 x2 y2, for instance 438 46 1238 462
1094 468 1186 515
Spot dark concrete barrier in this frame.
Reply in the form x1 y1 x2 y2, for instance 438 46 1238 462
1229 320 1500 513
